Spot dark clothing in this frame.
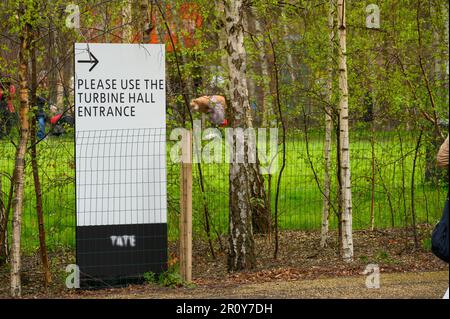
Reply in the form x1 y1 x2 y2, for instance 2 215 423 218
35 95 48 140
432 191 449 263
37 114 46 140
36 96 48 118
0 94 13 138
52 114 74 136
0 94 7 113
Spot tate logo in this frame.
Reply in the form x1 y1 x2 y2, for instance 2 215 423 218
110 235 136 247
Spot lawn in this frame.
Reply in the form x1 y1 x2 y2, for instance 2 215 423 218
190 129 447 236
0 128 447 253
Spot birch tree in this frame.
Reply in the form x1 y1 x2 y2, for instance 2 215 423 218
337 0 353 261
321 0 335 248
220 1 270 235
122 1 133 43
10 2 33 297
239 7 270 235
223 0 256 271
30 32 51 286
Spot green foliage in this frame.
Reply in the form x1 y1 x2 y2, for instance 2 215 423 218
143 271 157 284
359 255 369 263
144 264 194 288
1 129 446 254
421 237 432 252
0 0 448 265
374 249 399 265
158 266 185 288
375 250 390 261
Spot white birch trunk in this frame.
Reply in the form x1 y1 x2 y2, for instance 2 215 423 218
321 0 335 248
11 20 31 297
337 0 353 261
122 1 133 43
56 74 64 109
216 1 229 76
281 11 296 84
223 0 256 271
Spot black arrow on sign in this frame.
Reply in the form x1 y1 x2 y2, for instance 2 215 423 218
77 51 99 72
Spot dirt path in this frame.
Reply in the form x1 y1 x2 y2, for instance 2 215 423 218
70 271 448 299
2 229 448 298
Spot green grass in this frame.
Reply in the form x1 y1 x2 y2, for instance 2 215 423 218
0 136 76 253
0 129 447 254
421 237 432 252
189 129 447 236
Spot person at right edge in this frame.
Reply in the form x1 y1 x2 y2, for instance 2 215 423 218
435 135 449 299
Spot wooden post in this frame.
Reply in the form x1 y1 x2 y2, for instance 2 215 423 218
180 130 192 282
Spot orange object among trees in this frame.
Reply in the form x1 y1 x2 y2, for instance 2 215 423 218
84 2 203 51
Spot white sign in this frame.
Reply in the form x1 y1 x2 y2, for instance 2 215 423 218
75 43 165 130
75 43 167 227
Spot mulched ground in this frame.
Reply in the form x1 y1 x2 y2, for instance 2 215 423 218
64 271 448 299
0 226 448 298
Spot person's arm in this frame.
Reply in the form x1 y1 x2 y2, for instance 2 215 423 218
437 136 449 168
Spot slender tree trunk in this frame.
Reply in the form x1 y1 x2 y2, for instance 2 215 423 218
63 47 73 115
397 131 409 242
444 2 449 82
246 10 270 234
10 19 32 298
370 121 376 231
30 38 51 286
321 0 335 248
122 1 133 43
416 0 443 140
0 173 13 261
103 6 110 43
243 9 258 125
337 0 353 262
232 5 270 235
411 130 423 249
217 6 229 78
249 8 273 127
224 0 256 271
281 15 296 84
55 76 64 110
248 162 270 234
336 122 343 252
0 176 7 264
366 12 379 231
47 21 57 107
269 34 286 259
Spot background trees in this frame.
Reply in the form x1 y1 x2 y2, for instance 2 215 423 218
0 0 448 295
